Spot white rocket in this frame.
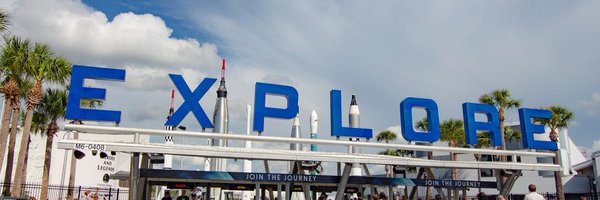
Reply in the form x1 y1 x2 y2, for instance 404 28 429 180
211 59 229 172
349 94 362 176
310 110 318 151
163 90 175 170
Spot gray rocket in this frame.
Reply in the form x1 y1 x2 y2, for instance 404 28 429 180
211 59 229 172
289 113 302 174
349 94 362 176
290 113 302 151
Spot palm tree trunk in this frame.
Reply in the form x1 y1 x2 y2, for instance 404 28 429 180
20 139 29 189
450 152 458 200
554 151 565 200
11 104 35 197
426 152 432 200
40 121 57 200
475 154 482 194
66 130 79 200
2 107 19 196
499 109 507 151
0 99 12 172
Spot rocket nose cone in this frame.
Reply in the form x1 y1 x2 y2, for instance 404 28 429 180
311 110 318 120
351 94 357 105
293 114 300 126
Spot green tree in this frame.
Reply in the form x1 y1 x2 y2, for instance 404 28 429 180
0 9 9 33
439 119 465 200
13 43 71 196
376 130 397 143
376 130 397 178
0 36 30 182
414 117 434 200
38 88 68 200
534 106 574 200
440 119 465 180
2 80 30 196
479 89 521 151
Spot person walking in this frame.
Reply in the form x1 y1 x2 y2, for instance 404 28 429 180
177 190 190 200
524 184 545 200
162 191 173 200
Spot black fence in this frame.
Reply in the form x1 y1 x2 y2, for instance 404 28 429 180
473 192 599 200
0 182 128 200
505 192 598 200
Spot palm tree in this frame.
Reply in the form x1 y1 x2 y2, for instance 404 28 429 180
0 9 9 33
2 80 30 196
479 89 521 151
376 130 397 143
439 119 465 200
0 36 30 181
534 106 574 200
39 88 68 200
439 119 465 180
414 117 434 200
15 108 48 190
13 43 71 196
376 130 397 178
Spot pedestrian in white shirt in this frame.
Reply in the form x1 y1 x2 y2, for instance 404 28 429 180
524 184 545 200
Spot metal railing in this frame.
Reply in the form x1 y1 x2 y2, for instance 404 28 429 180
0 182 128 200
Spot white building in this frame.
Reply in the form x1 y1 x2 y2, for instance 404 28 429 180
0 128 146 189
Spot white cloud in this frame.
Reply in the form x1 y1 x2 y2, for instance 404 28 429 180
578 92 600 116
4 0 220 91
590 140 600 155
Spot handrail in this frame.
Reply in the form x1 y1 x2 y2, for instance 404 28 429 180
64 124 555 157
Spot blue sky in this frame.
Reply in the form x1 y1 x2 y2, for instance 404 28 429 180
2 0 600 171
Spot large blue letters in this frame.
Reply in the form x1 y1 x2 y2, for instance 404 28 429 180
165 74 215 128
253 82 299 132
400 97 440 142
519 108 557 150
462 103 502 147
66 65 125 123
329 90 373 138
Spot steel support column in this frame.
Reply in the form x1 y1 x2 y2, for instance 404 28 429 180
335 163 352 200
129 153 140 200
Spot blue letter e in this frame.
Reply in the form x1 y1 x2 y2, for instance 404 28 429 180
519 108 557 150
253 82 299 132
66 65 125 123
400 97 440 142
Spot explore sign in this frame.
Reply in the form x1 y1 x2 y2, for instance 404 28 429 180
65 65 558 150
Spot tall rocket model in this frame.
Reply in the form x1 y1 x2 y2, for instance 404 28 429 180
290 114 302 151
349 94 362 176
242 105 253 200
211 59 229 172
163 90 175 170
310 110 318 151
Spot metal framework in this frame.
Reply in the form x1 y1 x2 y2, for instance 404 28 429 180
59 124 563 200
60 124 560 171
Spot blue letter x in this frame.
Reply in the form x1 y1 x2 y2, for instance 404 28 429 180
165 74 216 129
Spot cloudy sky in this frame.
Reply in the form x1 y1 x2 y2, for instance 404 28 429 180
2 0 600 172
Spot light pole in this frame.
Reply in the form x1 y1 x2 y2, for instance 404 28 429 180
59 131 73 200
